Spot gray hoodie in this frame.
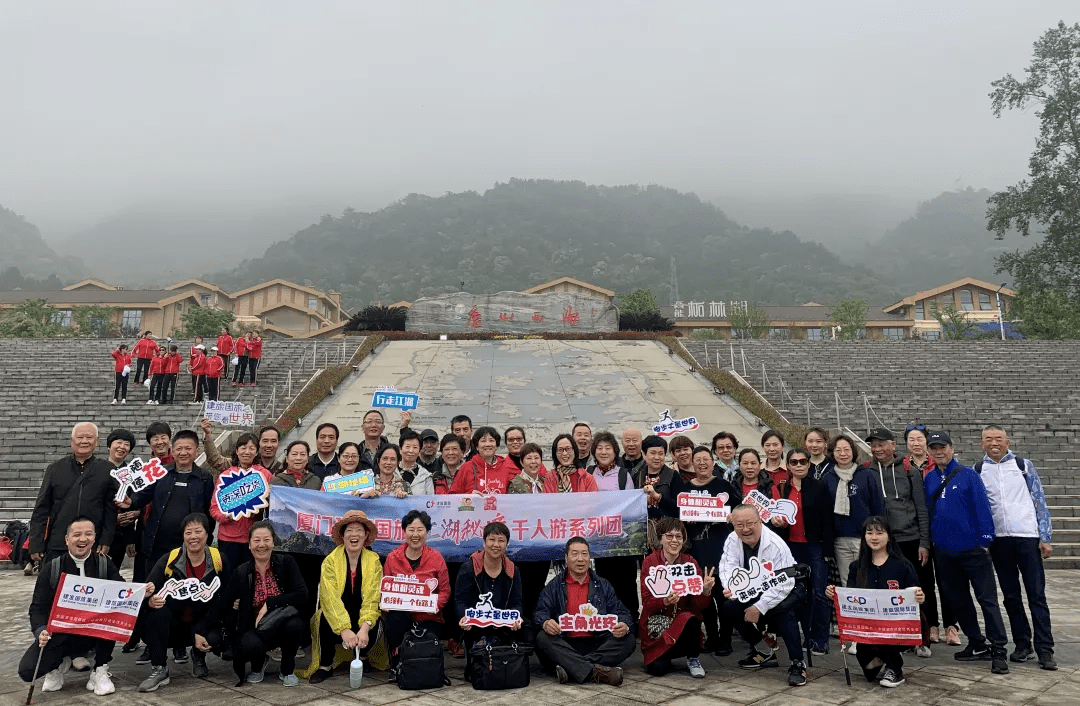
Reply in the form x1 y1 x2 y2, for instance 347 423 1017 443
871 453 930 547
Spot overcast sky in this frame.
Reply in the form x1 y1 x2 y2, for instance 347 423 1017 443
1 1 1074 235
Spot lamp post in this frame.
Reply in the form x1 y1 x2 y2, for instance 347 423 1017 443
995 283 1007 341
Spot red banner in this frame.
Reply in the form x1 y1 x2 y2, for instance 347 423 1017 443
47 573 147 642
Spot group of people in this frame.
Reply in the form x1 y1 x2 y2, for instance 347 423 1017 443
21 411 1056 696
108 328 263 405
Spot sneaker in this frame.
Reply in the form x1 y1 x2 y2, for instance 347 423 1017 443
280 673 300 687
762 632 779 652
955 642 991 661
1038 652 1058 671
846 642 858 655
138 666 170 692
555 664 569 684
1010 645 1034 662
687 657 705 678
86 665 115 696
879 668 905 687
146 400 154 405
738 650 778 670
810 643 829 656
308 667 332 685
787 660 807 687
110 399 117 405
296 648 305 659
72 656 91 672
191 650 209 678
120 399 126 404
991 648 1009 674
135 647 152 665
23 561 34 576
945 626 961 645
121 640 141 654
916 644 932 658
246 666 265 683
41 657 71 692
929 625 941 644
173 647 189 664
269 647 282 662
591 665 623 686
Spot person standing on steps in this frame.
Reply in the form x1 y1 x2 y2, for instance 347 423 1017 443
216 326 233 380
110 343 131 404
191 345 208 404
232 331 248 386
189 335 204 396
147 346 165 405
245 331 263 386
162 345 182 405
132 331 157 384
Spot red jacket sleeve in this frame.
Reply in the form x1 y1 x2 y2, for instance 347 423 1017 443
235 338 247 355
449 459 476 494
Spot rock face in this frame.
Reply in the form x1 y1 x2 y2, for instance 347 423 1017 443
406 291 618 334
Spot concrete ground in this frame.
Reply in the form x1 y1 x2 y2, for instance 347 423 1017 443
0 567 1076 706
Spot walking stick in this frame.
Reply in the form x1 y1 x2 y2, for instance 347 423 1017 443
840 642 851 686
25 643 45 705
832 593 851 686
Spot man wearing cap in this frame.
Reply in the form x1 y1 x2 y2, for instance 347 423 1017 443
978 425 1056 670
923 432 1009 674
417 429 441 474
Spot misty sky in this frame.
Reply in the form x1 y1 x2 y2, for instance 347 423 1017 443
1 1 1075 236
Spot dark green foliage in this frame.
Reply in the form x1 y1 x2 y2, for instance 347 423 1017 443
345 305 408 332
830 298 867 340
1011 288 1080 339
618 312 674 332
930 301 979 340
179 305 235 339
618 288 661 316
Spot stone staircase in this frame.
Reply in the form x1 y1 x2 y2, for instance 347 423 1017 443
0 337 348 524
682 340 1080 568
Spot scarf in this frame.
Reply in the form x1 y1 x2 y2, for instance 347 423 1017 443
833 465 856 516
556 465 576 493
518 471 544 493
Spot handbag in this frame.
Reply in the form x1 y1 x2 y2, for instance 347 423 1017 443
467 641 532 690
255 605 299 639
397 626 448 690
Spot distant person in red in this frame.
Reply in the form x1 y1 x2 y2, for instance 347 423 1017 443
132 331 157 384
216 326 233 379
111 344 131 405
146 345 166 405
449 427 515 495
162 345 182 405
189 335 204 395
190 344 208 404
245 331 263 386
232 331 248 386
205 346 224 401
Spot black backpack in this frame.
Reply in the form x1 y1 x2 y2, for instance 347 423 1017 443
397 626 448 690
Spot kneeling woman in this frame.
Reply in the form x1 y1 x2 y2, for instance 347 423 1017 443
227 521 308 687
303 510 384 684
639 517 717 678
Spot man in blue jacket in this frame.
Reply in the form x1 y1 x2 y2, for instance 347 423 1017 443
924 432 1008 675
533 537 634 686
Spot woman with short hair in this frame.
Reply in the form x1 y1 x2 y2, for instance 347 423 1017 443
269 441 321 490
210 433 272 570
449 427 515 495
360 445 409 498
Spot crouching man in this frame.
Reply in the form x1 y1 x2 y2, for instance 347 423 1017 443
533 537 635 686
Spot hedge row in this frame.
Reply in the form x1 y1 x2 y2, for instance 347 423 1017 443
346 330 678 341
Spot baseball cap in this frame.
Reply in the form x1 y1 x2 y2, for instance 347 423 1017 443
865 427 894 442
210 345 218 351
420 428 439 442
926 431 952 447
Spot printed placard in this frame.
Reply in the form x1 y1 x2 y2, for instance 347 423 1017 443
744 489 798 524
834 587 922 646
644 562 704 598
677 492 731 522
727 556 796 604
48 573 148 642
379 575 439 613
371 386 419 411
557 602 620 632
462 592 521 627
651 409 699 438
216 469 270 520
322 471 376 494
111 457 167 501
204 400 255 426
158 576 221 603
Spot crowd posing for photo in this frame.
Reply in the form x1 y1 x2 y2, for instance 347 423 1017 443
21 413 1056 696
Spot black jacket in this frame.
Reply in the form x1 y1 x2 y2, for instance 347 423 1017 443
635 465 676 519
620 455 647 480
130 463 214 558
773 476 834 547
147 546 231 638
454 551 523 624
30 455 117 555
30 552 122 634
846 554 919 591
226 553 307 643
533 568 633 630
309 453 340 482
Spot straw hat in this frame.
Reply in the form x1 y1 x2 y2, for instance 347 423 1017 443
331 510 378 547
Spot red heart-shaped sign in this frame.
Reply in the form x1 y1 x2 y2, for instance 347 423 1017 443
761 561 773 573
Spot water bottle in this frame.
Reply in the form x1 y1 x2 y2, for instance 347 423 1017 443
349 648 364 689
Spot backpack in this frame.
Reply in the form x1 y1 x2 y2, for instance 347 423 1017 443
397 626 448 690
164 546 223 576
974 456 1025 477
49 553 110 591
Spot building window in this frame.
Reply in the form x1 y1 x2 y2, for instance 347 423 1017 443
923 330 940 341
915 302 924 320
121 310 142 333
960 289 974 311
200 293 211 305
769 327 790 340
979 292 992 310
883 327 904 340
806 327 825 341
51 310 72 327
308 296 317 310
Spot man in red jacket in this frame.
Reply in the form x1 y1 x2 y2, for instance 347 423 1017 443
204 346 224 401
132 331 157 384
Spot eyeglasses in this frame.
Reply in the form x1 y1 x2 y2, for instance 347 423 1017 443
788 458 809 466
661 533 684 541
340 453 360 460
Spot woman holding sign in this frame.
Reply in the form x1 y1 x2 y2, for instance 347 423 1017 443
210 433 272 570
825 516 924 688
639 517 716 677
359 445 409 498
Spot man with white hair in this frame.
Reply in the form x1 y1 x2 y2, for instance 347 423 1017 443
29 422 118 564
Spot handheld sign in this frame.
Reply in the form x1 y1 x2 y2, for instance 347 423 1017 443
48 573 148 642
727 556 797 604
677 492 731 522
323 471 376 494
651 409 699 438
557 603 620 632
371 386 419 411
215 469 270 520
644 563 704 598
463 592 520 627
158 576 220 603
111 457 167 501
204 400 255 426
744 489 798 524
379 575 439 613
834 587 922 646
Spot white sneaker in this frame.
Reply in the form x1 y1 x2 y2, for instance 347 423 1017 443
846 642 858 655
110 399 117 405
86 665 115 695
269 647 282 662
687 657 706 678
120 399 126 404
72 656 91 671
146 400 154 405
916 644 932 658
42 656 71 692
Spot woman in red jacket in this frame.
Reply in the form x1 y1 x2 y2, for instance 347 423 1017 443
190 344 208 403
189 335 204 395
232 332 248 386
448 427 515 495
216 326 233 380
111 344 132 404
382 510 451 671
146 345 166 405
163 345 182 405
245 331 263 386
205 346 225 401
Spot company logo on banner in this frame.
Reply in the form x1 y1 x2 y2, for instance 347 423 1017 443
677 492 730 522
371 386 419 411
268 487 647 562
111 457 167 501
644 563 704 598
834 587 922 646
215 469 269 520
204 400 255 426
322 471 375 494
464 593 520 627
379 575 438 613
558 603 619 632
158 576 220 602
744 489 798 524
727 556 796 604
48 573 147 642
652 409 699 438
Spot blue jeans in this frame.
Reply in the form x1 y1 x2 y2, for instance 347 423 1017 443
990 536 1054 654
935 547 1007 648
789 541 829 649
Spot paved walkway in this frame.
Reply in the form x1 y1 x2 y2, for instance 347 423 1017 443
0 567 1075 705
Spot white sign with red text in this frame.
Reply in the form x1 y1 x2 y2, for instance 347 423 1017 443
557 603 620 632
48 573 148 642
379 575 438 613
677 492 730 522
644 562 705 598
744 489 798 524
111 457 168 501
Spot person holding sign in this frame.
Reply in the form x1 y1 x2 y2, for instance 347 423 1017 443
533 537 634 686
303 511 384 685
359 445 409 498
825 516 925 687
455 522 525 651
321 441 366 493
209 432 272 570
639 518 716 678
19 517 129 696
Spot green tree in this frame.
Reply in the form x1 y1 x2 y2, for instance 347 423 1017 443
72 305 119 337
930 301 978 340
618 288 660 316
0 298 67 338
987 22 1080 308
1011 288 1080 339
179 305 235 338
688 328 720 340
830 298 866 340
729 303 770 340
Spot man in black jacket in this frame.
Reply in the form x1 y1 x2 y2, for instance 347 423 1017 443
30 422 117 564
19 517 127 696
533 537 634 686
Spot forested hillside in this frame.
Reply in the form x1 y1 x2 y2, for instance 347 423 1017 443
0 205 85 282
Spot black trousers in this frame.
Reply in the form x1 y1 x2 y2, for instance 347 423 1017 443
145 604 222 667
233 356 248 383
219 353 230 379
207 377 219 401
246 358 260 383
645 616 703 675
19 633 114 681
234 615 307 680
593 556 639 623
194 374 207 402
935 547 1007 648
518 561 550 626
113 372 128 400
856 643 904 679
990 536 1054 654
162 373 178 403
318 615 381 667
149 373 164 402
723 597 803 663
534 631 635 683
134 357 152 383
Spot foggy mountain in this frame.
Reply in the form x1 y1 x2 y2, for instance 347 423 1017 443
0 205 86 282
